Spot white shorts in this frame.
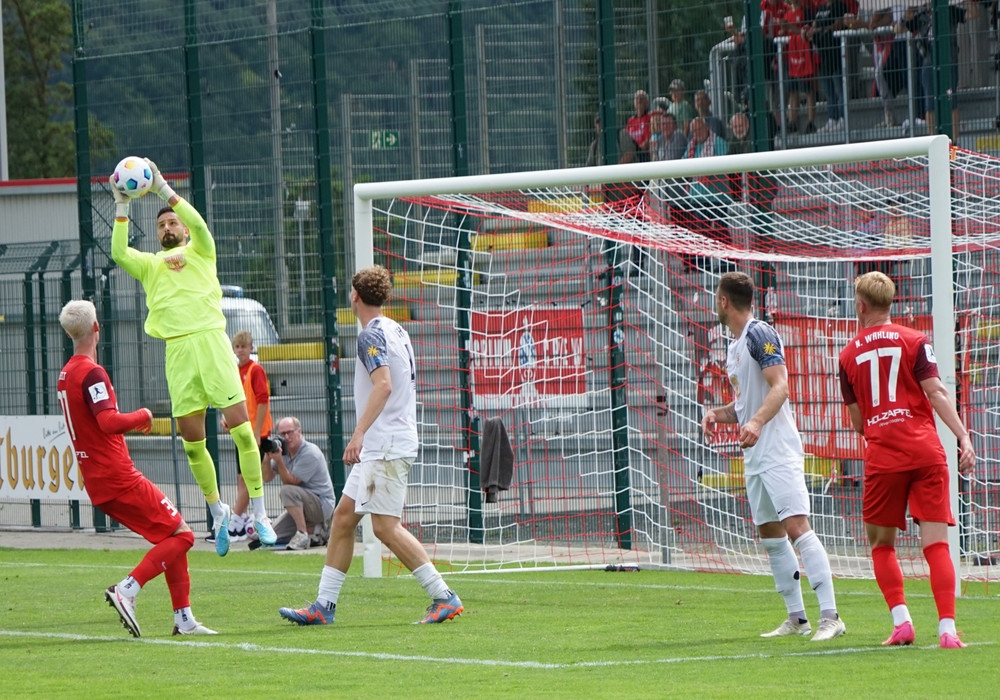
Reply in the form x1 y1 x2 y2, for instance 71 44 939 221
745 462 811 526
342 457 414 517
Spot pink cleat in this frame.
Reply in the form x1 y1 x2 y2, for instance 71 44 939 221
939 632 966 649
882 621 915 646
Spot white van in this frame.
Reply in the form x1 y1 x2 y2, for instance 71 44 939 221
220 288 279 348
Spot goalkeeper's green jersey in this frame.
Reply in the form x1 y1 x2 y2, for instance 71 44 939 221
111 198 226 340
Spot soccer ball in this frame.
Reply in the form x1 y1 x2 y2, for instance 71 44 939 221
112 157 153 198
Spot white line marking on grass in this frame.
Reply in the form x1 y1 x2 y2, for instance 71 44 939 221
0 630 992 668
1 561 997 601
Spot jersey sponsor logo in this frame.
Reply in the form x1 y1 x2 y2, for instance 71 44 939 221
866 407 913 427
88 381 110 404
163 250 186 271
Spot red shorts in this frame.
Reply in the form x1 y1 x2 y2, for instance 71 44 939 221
863 463 955 531
95 479 184 544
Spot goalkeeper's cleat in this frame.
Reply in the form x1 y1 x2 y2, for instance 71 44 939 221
811 616 846 642
416 591 463 624
279 601 335 626
172 621 218 636
105 585 141 638
254 515 277 546
939 632 966 649
760 619 811 637
881 621 915 646
214 503 232 557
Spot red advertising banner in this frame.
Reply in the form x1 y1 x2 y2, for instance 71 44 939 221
776 314 933 460
470 307 588 408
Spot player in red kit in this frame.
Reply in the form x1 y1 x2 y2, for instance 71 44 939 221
57 300 216 638
838 272 976 649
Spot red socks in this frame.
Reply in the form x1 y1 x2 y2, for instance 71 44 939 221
871 545 906 609
923 541 956 621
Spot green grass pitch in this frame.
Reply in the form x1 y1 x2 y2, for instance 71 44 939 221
0 547 995 698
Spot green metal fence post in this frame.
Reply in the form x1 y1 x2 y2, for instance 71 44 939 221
596 0 618 166
72 0 103 532
310 0 346 496
448 2 483 544
184 0 219 530
930 0 954 138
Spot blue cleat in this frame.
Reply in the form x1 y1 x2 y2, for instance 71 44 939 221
416 591 463 624
279 601 335 626
254 515 277 546
214 503 232 557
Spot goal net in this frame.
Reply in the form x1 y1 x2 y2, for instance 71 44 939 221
353 136 999 580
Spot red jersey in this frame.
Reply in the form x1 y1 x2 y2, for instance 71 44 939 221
787 32 818 78
838 323 946 472
57 355 144 504
625 113 651 148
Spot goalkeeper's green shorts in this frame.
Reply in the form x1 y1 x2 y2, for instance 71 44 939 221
165 328 245 417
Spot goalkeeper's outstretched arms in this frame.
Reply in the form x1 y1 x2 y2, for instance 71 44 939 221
110 174 148 279
145 158 216 260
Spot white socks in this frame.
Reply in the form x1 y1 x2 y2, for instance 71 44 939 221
412 562 450 601
890 604 912 626
762 537 806 619
251 497 267 520
117 575 141 598
208 500 227 520
317 566 347 608
793 530 837 618
174 607 195 629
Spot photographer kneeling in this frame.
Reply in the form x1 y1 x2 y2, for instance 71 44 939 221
258 416 336 550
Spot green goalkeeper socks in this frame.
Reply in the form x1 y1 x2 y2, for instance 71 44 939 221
182 438 220 499
229 421 265 499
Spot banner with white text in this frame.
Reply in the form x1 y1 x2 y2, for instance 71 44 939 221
470 306 589 410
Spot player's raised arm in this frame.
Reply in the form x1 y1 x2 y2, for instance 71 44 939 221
145 158 216 261
109 175 148 279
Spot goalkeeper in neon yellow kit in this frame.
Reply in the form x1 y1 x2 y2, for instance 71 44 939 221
110 158 277 555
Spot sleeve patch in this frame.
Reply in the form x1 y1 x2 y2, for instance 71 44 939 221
88 381 110 404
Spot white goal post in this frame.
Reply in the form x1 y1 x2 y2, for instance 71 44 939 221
350 135 997 586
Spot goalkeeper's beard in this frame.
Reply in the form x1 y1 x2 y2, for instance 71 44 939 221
160 233 182 249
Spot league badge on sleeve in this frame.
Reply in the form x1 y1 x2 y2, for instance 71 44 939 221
88 382 110 403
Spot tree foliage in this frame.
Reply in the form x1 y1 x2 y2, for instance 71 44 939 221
3 0 75 178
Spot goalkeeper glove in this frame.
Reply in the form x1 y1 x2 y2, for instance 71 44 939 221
109 174 130 219
145 158 177 202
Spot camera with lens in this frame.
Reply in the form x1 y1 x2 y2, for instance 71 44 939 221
260 435 286 456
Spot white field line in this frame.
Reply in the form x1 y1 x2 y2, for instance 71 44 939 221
1 560 998 601
0 630 992 668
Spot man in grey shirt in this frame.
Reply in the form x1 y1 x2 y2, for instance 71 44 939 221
262 416 336 550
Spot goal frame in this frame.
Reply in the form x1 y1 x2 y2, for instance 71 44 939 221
352 135 960 586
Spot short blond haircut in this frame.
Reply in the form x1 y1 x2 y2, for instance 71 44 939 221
59 300 97 342
352 265 393 307
232 330 254 347
854 271 895 310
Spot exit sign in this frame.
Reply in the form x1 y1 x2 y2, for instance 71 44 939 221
370 130 400 149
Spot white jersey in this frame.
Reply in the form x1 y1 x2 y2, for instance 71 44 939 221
726 319 803 475
354 316 419 461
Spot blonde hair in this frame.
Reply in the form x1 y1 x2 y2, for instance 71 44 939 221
59 300 97 342
854 271 896 310
232 330 254 347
